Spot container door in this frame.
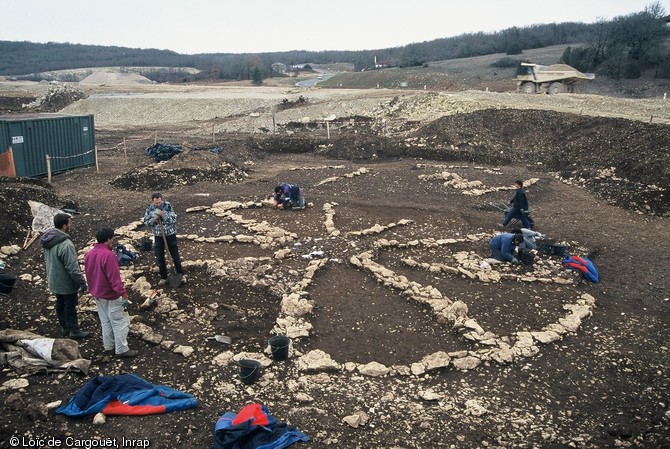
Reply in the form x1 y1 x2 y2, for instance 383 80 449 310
7 121 34 177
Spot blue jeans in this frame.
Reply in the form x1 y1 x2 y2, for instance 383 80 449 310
503 207 531 229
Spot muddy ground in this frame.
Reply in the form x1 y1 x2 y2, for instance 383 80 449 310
0 84 669 449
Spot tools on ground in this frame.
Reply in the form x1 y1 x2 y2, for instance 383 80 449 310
140 289 159 309
23 229 40 250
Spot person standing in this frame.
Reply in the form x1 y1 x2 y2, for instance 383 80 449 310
502 179 532 229
40 213 90 339
143 191 183 285
84 227 137 358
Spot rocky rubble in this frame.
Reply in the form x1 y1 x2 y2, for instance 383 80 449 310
23 84 86 112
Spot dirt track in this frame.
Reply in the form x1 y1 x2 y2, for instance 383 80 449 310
1 81 669 449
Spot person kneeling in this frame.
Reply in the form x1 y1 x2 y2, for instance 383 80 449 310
489 232 524 264
273 183 305 210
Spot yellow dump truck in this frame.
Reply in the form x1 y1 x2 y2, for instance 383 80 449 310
516 62 595 94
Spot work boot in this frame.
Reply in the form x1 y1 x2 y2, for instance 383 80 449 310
66 314 90 339
56 309 70 336
69 329 91 339
116 349 138 358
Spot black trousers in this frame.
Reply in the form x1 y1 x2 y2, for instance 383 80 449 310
154 233 183 279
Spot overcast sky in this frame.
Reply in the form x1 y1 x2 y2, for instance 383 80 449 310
1 0 666 54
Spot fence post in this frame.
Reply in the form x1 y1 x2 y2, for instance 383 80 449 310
326 121 330 139
94 145 99 172
212 124 215 144
154 131 158 145
123 137 128 163
272 114 276 134
46 154 52 183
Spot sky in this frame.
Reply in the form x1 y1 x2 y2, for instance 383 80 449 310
1 0 666 55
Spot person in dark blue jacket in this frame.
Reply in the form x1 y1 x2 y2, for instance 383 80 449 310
273 183 305 210
489 232 523 263
502 179 532 229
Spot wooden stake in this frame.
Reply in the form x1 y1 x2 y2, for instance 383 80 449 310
212 124 215 144
123 137 128 163
95 145 99 172
326 121 330 139
23 228 32 248
46 154 52 183
154 131 158 144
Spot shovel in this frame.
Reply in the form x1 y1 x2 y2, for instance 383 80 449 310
206 335 232 344
158 220 183 289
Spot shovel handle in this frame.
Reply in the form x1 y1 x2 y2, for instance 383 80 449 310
158 220 173 262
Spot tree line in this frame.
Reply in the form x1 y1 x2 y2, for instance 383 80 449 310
0 2 667 82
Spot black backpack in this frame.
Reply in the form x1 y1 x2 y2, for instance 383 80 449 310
138 236 153 252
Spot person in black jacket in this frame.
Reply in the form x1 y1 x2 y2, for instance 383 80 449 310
502 179 532 229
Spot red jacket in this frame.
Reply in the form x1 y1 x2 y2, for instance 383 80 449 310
84 243 127 300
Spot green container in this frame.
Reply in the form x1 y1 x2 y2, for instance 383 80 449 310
0 114 95 177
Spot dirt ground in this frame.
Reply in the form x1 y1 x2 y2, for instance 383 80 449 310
1 80 669 449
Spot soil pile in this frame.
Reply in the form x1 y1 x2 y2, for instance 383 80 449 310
0 177 62 245
23 85 87 112
109 148 252 192
79 71 154 85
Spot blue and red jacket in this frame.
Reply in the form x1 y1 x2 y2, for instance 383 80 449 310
562 255 599 283
213 403 309 449
56 374 197 417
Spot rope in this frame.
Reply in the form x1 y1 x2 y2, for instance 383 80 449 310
47 149 94 159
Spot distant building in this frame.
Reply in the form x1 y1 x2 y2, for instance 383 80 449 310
369 56 398 71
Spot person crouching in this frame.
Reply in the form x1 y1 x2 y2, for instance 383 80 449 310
273 183 305 209
489 232 524 264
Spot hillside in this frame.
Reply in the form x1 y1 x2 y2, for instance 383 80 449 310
320 44 670 98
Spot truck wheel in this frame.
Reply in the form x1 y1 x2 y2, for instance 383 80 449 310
548 82 564 94
521 82 535 94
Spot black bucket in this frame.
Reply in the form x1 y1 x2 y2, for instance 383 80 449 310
552 245 566 257
540 242 554 255
0 274 17 295
519 248 535 265
237 359 262 385
269 335 290 361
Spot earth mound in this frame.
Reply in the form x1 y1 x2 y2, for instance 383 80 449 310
109 149 252 192
0 177 63 245
79 71 154 85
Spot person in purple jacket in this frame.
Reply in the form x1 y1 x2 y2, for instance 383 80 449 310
273 183 305 209
84 228 137 359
